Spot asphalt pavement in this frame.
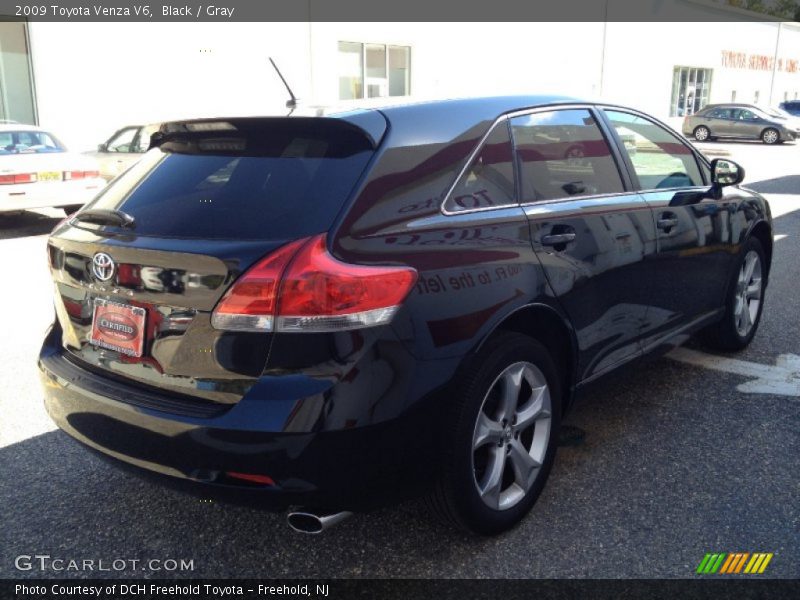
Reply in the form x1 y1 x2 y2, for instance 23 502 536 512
0 140 797 579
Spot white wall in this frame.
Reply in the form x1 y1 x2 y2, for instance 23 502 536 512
601 20 790 125
772 22 800 105
28 22 312 151
26 19 800 151
308 22 606 106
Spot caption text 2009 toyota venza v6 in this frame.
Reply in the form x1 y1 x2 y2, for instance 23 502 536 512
39 96 772 535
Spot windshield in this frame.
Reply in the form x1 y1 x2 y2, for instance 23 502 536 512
0 130 65 154
83 118 375 240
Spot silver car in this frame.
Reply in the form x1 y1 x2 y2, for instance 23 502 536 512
84 123 160 180
682 104 800 145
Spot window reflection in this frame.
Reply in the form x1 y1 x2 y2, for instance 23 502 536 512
447 122 516 211
605 110 703 190
510 110 624 202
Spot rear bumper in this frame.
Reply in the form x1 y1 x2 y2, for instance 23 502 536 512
39 330 444 511
0 179 104 212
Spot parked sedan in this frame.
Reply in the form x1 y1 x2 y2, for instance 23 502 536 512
85 123 159 180
0 124 104 215
682 103 800 144
40 97 772 535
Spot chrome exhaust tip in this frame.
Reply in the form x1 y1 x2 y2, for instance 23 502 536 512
286 510 353 534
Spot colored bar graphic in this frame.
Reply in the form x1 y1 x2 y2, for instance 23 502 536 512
725 553 737 573
734 553 750 573
710 553 726 573
720 554 736 574
697 552 772 575
745 554 760 573
758 554 773 573
704 554 719 573
697 553 712 574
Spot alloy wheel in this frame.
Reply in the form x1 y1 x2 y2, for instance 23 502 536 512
762 129 779 144
695 126 709 141
471 361 552 511
734 250 762 337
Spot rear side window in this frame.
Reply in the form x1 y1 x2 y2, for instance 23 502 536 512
0 130 64 154
509 109 624 202
85 120 374 240
604 110 703 190
736 109 757 120
445 120 516 212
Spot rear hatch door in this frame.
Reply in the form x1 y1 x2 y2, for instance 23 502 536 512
47 116 382 405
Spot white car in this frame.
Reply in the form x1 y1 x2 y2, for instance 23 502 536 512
0 123 105 215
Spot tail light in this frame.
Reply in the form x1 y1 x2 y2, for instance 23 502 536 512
63 170 100 180
0 173 37 184
211 234 417 333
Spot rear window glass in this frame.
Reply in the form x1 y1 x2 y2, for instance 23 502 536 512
84 119 375 240
445 120 516 212
0 130 64 154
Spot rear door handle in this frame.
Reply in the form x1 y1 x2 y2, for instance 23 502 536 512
657 216 679 231
541 233 576 246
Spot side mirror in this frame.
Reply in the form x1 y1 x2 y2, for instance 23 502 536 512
97 143 107 152
710 158 744 187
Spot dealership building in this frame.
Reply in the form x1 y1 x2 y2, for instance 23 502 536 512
1 0 800 150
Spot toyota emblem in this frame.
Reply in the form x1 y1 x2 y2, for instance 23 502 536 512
92 252 116 282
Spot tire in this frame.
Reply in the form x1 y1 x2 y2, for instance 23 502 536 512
426 332 562 535
62 205 83 216
700 237 766 351
761 128 780 145
693 125 710 142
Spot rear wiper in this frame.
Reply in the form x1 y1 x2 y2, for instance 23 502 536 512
71 209 135 229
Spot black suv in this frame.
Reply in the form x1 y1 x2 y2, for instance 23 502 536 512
40 96 772 535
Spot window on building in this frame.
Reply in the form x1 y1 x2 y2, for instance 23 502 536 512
670 67 712 117
754 90 760 104
338 42 410 100
389 46 411 97
604 110 703 190
338 42 363 100
445 121 516 212
0 21 36 124
731 90 737 102
509 109 624 203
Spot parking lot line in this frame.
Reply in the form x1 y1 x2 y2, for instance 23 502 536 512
668 347 800 397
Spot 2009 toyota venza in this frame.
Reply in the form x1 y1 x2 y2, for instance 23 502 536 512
40 96 772 535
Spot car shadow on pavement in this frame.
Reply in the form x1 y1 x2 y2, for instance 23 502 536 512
744 174 800 194
0 211 63 240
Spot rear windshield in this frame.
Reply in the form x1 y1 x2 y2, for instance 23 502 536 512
84 119 375 240
0 130 64 154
